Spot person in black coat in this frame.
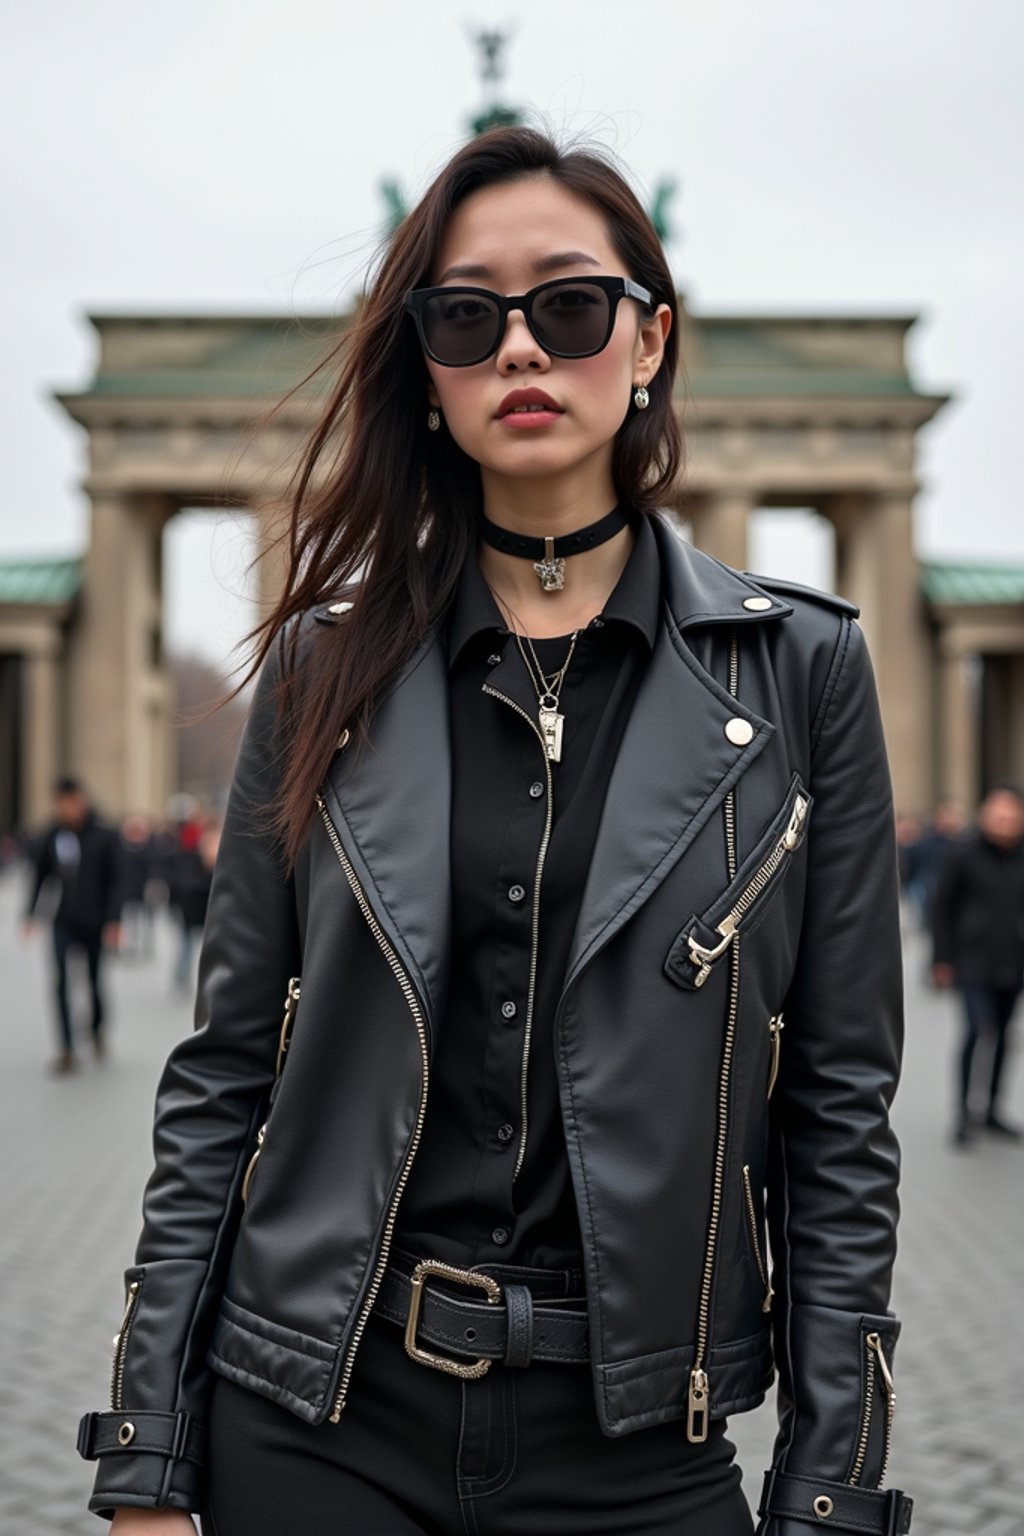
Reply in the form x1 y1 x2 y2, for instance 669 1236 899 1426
931 784 1024 1142
22 776 123 1071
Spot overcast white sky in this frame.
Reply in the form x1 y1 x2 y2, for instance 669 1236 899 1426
1 0 1021 665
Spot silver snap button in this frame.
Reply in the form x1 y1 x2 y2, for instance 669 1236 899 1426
501 1000 517 1019
724 717 754 747
491 1226 511 1245
743 596 773 612
813 1495 834 1519
487 653 502 666
117 1421 136 1446
529 781 544 799
497 1123 514 1144
508 884 526 903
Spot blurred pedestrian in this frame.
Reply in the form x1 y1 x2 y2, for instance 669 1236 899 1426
21 776 122 1072
168 819 220 992
118 814 157 959
931 785 1024 1143
902 799 964 927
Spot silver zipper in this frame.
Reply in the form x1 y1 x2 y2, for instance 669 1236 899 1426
110 1280 140 1410
849 1331 896 1486
741 1164 773 1313
688 794 809 987
481 684 554 1180
315 794 430 1423
687 633 741 1442
767 1013 784 1098
242 976 302 1206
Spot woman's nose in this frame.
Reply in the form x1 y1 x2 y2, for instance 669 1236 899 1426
494 307 550 373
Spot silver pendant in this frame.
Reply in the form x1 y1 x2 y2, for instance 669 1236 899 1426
533 536 566 592
539 706 564 762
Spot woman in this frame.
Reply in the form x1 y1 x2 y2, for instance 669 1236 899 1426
78 128 912 1535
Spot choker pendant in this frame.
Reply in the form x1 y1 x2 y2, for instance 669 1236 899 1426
533 537 566 593
538 691 565 762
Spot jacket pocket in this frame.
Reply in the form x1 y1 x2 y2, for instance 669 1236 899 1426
741 1165 773 1314
665 775 812 992
848 1324 896 1487
241 976 301 1207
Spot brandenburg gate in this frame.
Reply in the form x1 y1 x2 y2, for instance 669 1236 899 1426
2 301 960 827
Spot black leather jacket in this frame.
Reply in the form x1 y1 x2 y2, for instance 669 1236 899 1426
78 516 908 1532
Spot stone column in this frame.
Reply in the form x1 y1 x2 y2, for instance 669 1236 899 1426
829 492 932 818
686 493 755 571
22 640 62 827
938 640 979 814
69 493 171 818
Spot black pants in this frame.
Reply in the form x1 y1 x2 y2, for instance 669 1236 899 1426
959 984 1019 1113
204 1298 753 1535
52 919 105 1053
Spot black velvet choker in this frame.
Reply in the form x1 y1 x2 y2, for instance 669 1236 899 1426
477 505 630 592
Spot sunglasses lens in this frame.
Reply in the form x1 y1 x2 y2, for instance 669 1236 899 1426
421 291 501 365
530 282 612 357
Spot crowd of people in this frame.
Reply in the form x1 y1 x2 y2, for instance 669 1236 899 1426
17 776 221 1073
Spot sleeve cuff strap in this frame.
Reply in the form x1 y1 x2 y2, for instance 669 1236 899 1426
77 1409 205 1468
759 1470 913 1534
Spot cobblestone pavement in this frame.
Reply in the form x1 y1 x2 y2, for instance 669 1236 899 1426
1 867 1022 1535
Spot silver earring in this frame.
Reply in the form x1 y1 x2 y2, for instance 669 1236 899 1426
633 384 650 411
427 407 441 432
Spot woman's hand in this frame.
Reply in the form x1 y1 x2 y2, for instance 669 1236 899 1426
110 1511 197 1534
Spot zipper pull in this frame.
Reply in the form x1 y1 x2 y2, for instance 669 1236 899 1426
686 1367 709 1442
767 1014 784 1097
276 976 301 1075
112 1280 140 1349
782 795 809 850
866 1332 895 1406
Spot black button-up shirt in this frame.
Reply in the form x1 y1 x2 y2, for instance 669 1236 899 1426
396 514 661 1271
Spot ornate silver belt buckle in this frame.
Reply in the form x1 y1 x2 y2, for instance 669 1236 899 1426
404 1259 501 1379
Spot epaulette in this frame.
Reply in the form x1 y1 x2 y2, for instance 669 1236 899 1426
742 573 860 620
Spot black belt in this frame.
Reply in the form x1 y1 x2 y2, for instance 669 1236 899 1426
376 1258 590 1375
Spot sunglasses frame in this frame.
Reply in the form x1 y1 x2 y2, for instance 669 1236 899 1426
404 274 654 367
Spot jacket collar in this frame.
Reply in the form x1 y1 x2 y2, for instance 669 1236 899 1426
317 514 789 1023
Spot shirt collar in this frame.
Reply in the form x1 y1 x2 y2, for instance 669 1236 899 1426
446 511 661 670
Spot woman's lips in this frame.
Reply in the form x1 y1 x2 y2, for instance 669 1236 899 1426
496 389 565 429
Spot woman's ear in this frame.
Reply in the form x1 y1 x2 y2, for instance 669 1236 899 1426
635 303 672 384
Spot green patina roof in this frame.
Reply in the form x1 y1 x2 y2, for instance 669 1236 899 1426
921 559 1024 606
0 557 81 605
60 311 945 405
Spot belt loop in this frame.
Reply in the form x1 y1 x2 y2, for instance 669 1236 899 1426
502 1283 535 1368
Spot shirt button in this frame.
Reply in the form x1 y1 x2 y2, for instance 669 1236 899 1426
497 1123 515 1145
501 1000 517 1020
487 652 502 665
508 884 526 904
529 781 544 799
491 1226 511 1246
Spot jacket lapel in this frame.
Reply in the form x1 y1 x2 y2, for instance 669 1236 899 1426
564 517 788 984
319 627 452 1033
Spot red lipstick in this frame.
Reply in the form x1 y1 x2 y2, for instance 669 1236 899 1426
496 387 564 428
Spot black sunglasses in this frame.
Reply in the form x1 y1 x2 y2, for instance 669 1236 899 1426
404 275 654 367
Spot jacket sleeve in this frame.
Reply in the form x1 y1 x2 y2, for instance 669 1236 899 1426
24 829 52 919
76 636 302 1518
757 618 913 1536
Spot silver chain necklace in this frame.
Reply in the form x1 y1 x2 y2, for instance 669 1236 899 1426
512 628 580 763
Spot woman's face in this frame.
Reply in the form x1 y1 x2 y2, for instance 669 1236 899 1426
422 175 671 492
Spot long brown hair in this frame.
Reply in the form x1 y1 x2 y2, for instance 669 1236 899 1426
253 126 682 868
